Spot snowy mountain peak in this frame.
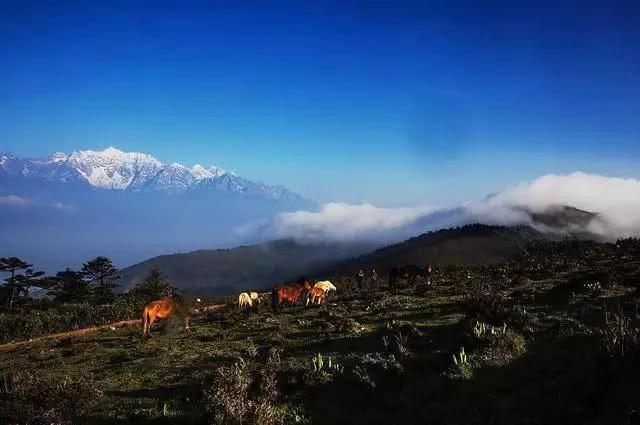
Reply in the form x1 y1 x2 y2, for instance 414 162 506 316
67 147 164 190
1 147 302 201
50 152 68 162
192 164 227 180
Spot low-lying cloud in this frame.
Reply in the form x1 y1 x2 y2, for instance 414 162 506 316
264 203 434 242
0 195 27 205
482 172 640 237
0 195 73 211
249 172 640 244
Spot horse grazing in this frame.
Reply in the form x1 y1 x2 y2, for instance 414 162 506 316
306 286 326 306
388 265 432 291
142 296 202 338
314 280 337 293
239 292 252 310
249 292 265 304
273 279 312 308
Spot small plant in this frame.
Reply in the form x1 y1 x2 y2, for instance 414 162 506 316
472 321 507 339
446 346 473 380
352 365 376 389
309 353 344 383
602 309 640 367
382 321 414 358
584 281 603 295
473 321 487 339
452 346 468 366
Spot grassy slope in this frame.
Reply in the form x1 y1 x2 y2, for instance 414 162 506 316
3 248 639 425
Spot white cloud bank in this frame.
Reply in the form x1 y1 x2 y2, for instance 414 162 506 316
482 172 640 237
249 172 640 243
266 203 434 242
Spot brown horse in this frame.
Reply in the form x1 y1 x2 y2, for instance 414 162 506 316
306 286 326 306
388 265 432 291
142 296 202 337
272 278 312 308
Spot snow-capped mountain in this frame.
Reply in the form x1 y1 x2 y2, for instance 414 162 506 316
0 147 312 272
0 147 301 200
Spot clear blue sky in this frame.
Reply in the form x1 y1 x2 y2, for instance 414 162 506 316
1 1 639 206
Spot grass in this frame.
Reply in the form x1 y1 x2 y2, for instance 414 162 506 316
2 247 640 424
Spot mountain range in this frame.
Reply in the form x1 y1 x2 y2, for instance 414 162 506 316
0 148 311 272
0 147 300 200
1 147 606 282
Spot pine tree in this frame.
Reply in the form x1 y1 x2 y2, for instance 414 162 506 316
131 268 174 304
81 257 119 304
49 268 91 303
0 257 45 310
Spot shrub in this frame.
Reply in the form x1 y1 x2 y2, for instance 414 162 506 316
0 369 102 425
472 323 527 367
381 320 419 359
465 279 509 323
203 348 283 425
602 309 640 368
0 295 140 343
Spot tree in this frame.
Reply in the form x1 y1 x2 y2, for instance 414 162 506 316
81 257 119 304
0 257 45 310
49 269 91 303
131 269 174 304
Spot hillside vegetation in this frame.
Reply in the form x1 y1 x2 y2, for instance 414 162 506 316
2 235 640 424
118 240 373 295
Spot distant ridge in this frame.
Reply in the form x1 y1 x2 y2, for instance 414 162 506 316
118 239 374 296
322 224 547 276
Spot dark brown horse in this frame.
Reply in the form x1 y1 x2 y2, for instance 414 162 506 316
272 278 312 308
388 265 432 291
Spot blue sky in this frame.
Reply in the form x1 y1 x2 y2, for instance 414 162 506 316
1 0 639 206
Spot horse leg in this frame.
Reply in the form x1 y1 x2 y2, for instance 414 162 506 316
142 307 149 338
183 315 191 332
147 313 157 337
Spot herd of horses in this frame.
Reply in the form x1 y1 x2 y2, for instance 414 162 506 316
141 264 432 338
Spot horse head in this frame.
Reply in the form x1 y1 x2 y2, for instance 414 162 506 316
302 280 313 292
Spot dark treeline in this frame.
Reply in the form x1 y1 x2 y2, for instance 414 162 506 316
0 256 177 342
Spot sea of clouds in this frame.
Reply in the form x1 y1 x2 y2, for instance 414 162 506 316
250 172 640 244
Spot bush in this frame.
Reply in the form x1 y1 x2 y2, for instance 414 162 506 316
602 310 640 368
0 295 140 343
465 279 509 323
472 322 527 367
204 348 283 425
0 369 102 425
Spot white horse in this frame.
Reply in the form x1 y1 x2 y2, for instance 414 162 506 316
314 280 337 292
238 292 252 310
